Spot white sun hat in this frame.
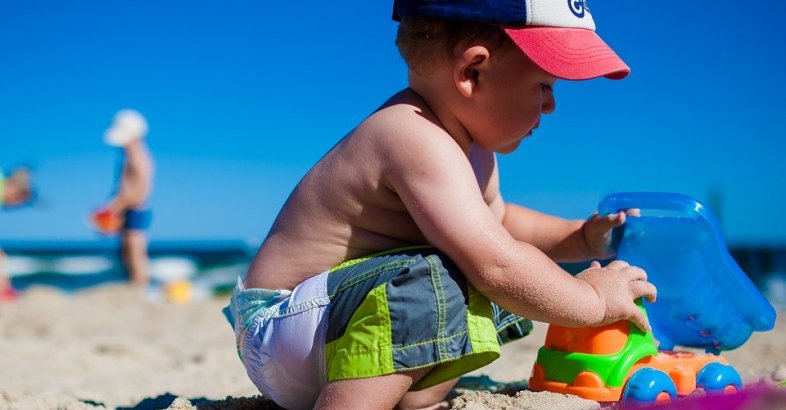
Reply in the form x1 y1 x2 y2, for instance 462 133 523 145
103 109 148 147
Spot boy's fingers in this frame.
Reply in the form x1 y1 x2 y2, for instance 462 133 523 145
631 280 657 303
606 260 630 270
604 212 624 227
622 266 647 282
600 209 638 225
629 308 651 332
590 260 601 268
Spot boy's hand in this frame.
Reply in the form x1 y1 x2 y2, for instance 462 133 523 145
576 260 657 331
582 209 640 259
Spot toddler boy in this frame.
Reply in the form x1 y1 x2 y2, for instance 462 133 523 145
226 1 656 409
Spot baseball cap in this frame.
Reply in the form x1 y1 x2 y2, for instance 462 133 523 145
103 109 148 147
393 0 630 80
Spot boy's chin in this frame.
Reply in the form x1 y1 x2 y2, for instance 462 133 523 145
497 139 524 154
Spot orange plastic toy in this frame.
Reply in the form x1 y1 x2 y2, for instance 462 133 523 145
528 192 780 404
528 315 739 403
90 208 124 235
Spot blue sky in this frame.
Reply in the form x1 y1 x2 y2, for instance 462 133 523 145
1 1 785 246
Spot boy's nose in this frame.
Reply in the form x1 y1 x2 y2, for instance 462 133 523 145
542 88 556 114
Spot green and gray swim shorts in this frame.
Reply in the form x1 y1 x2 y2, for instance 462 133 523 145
224 247 532 410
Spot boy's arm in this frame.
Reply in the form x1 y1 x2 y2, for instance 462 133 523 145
502 202 638 262
482 157 595 262
501 203 590 262
487 164 630 262
384 126 654 329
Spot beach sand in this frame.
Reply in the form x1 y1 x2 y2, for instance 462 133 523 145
1 285 784 409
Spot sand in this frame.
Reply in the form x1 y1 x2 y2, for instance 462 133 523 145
0 285 784 409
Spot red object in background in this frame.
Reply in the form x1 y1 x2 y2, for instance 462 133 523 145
0 285 17 303
91 209 123 235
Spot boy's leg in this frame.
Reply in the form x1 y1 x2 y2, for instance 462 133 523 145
122 230 149 286
315 367 438 410
398 377 457 410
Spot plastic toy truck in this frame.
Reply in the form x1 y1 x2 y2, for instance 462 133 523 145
528 192 776 404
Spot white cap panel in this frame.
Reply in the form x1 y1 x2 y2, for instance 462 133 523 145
526 0 596 30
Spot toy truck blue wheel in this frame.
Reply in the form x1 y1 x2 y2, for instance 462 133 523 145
622 368 677 404
697 362 742 394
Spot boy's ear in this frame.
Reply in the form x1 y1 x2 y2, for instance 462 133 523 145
454 45 490 98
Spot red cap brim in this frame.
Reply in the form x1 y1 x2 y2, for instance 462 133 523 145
504 27 630 80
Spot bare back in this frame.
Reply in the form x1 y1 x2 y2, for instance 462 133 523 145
245 89 501 290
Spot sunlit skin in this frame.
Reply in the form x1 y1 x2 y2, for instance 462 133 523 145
245 38 655 409
444 43 556 154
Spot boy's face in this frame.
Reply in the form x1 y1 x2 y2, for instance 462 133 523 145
465 44 557 153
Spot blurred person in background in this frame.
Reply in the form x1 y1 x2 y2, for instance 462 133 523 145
1 166 34 301
92 109 154 287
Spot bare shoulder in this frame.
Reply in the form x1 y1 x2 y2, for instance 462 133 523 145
368 91 457 144
355 90 469 180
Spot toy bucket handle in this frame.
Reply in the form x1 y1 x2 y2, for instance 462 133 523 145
598 192 709 219
597 192 723 254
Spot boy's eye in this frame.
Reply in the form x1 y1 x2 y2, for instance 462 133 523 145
541 84 553 92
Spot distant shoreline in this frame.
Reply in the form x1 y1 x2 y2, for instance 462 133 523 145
0 238 259 256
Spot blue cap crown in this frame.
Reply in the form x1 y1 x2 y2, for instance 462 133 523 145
394 0 529 26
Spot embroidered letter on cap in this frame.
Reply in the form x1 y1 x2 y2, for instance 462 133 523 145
568 0 589 18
